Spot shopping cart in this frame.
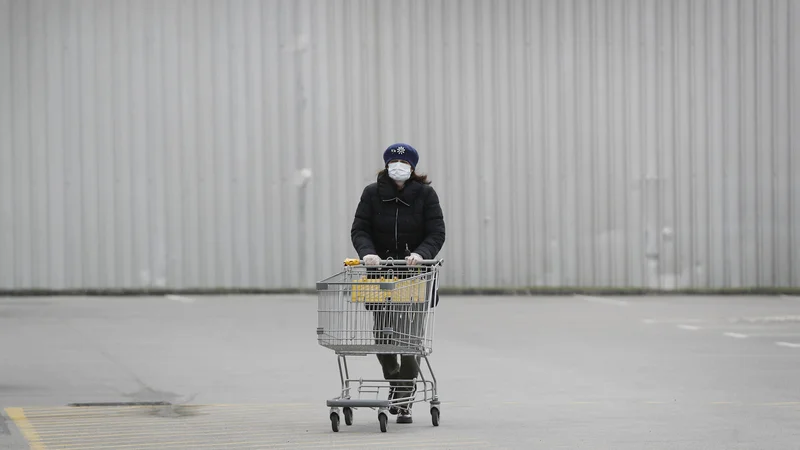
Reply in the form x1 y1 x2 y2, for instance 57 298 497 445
316 258 443 433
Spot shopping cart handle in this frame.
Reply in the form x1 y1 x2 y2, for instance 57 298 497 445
343 258 443 266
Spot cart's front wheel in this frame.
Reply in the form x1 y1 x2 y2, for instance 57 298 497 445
330 412 340 432
378 412 388 432
431 407 440 427
343 407 353 426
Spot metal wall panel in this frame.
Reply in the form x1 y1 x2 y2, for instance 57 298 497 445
0 0 798 290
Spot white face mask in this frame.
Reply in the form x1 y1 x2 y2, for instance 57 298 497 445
387 162 412 182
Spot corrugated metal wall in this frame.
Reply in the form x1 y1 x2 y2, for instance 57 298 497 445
1 0 798 291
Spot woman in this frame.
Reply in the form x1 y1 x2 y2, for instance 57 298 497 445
350 143 446 424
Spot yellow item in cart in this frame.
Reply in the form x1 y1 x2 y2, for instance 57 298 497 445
350 276 427 303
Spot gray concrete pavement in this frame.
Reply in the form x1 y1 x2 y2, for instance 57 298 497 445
1 294 800 449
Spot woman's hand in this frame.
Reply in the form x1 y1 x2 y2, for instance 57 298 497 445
405 253 423 266
363 255 381 266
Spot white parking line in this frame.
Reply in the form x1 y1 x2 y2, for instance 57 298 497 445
677 325 701 331
737 333 800 338
723 332 748 339
165 295 195 304
775 342 800 349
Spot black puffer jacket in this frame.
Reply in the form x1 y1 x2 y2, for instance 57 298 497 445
351 172 446 261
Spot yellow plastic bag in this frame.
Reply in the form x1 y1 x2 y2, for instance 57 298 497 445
350 276 427 303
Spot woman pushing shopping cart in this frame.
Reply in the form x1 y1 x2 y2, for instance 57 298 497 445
316 143 446 432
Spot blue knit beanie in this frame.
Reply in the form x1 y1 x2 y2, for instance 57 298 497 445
383 143 419 168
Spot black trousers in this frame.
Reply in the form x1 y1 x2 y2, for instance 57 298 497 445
365 265 435 406
372 306 424 404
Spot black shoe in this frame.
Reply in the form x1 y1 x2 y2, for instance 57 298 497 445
396 409 413 424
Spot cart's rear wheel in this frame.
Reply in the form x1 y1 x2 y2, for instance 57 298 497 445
378 412 388 432
431 407 440 427
343 407 353 426
330 412 340 432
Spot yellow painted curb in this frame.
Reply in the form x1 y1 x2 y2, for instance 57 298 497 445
5 408 45 450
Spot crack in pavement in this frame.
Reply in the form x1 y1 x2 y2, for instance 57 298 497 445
61 319 200 407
